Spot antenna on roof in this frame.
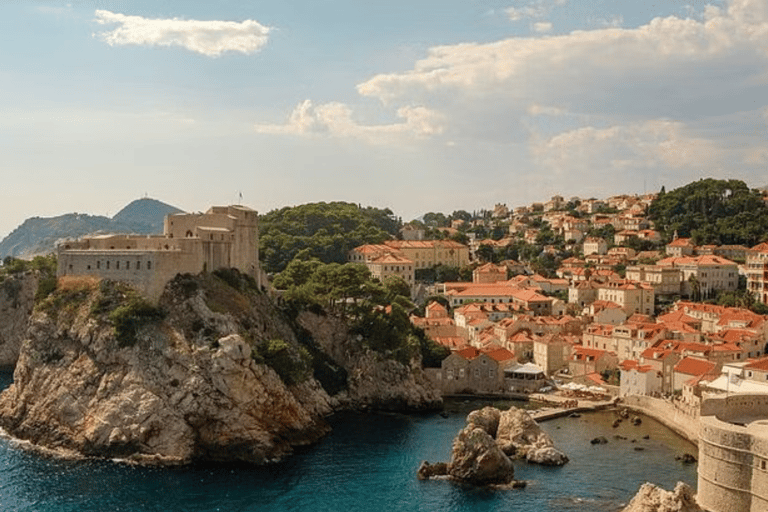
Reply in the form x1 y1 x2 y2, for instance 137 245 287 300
238 191 243 205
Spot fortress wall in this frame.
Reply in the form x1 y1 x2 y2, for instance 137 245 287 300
697 394 768 512
621 395 700 444
700 394 768 421
698 416 768 511
57 249 204 302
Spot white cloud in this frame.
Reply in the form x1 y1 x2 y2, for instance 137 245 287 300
530 119 727 175
254 100 445 145
505 1 567 21
357 0 768 111
527 104 565 116
94 10 271 57
533 21 553 33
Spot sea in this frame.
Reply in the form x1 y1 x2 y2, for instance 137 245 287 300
0 371 698 512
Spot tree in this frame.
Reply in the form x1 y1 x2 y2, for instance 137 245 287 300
259 202 401 274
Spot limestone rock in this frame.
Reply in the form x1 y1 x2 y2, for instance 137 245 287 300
297 311 442 412
467 406 501 437
0 272 38 369
496 407 568 465
0 278 334 465
448 425 514 485
417 461 448 480
621 482 703 512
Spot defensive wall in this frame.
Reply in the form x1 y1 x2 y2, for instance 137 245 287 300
621 394 700 445
697 394 768 512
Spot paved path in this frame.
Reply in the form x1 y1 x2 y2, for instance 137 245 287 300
529 395 617 422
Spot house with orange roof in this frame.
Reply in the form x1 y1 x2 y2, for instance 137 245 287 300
365 253 415 287
428 345 517 394
583 322 667 362
472 262 507 284
568 278 601 306
596 279 655 316
588 300 628 325
608 246 637 261
569 346 619 378
666 237 695 257
533 334 574 376
425 300 449 319
383 239 470 270
639 346 680 394
746 241 768 304
657 255 738 298
619 359 662 396
583 237 608 256
673 356 720 391
614 229 639 245
625 264 682 296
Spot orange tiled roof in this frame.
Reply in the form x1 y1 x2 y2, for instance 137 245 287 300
745 357 768 371
674 357 717 376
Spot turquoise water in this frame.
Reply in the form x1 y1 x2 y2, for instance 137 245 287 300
0 374 697 511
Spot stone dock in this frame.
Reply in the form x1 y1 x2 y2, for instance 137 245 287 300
529 394 617 422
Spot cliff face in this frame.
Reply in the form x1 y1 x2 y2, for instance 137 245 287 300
0 273 38 369
0 275 336 464
297 311 442 411
0 272 441 464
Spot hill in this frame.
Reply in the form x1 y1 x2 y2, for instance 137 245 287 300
0 198 183 259
648 179 768 246
112 197 183 233
259 202 401 274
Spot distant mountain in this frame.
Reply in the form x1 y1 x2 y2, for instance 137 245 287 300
112 198 183 234
0 198 184 259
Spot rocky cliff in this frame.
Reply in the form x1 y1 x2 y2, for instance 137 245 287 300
0 273 39 369
0 272 440 464
297 311 442 411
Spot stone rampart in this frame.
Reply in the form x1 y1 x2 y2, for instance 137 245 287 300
697 394 768 512
621 395 700 445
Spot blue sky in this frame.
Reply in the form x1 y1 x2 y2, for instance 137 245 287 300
2 0 767 238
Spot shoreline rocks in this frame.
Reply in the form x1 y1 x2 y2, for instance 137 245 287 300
419 405 569 486
621 482 703 512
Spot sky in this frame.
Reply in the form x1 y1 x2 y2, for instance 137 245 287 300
2 0 768 238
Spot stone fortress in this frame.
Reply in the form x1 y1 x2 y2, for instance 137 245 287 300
57 205 260 301
698 394 768 511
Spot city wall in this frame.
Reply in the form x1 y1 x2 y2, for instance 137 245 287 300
697 394 768 512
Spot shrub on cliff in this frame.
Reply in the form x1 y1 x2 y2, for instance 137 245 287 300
252 339 312 386
108 297 164 347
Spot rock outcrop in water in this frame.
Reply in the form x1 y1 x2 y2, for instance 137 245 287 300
621 482 703 512
0 272 440 464
495 407 569 465
418 406 567 486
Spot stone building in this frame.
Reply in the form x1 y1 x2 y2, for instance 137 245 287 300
57 205 260 302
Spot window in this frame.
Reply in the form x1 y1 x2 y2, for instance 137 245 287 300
147 261 152 270
106 261 110 270
459 368 465 378
126 261 130 270
116 261 120 270
97 261 101 269
136 261 141 270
